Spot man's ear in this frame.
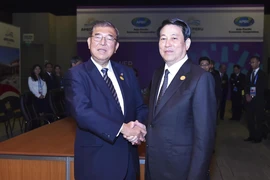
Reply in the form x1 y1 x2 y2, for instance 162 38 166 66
114 42 119 53
87 37 91 49
185 38 191 51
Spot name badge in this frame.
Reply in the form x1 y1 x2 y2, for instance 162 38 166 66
250 87 256 97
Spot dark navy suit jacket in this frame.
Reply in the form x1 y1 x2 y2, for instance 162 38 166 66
145 60 216 180
64 59 148 180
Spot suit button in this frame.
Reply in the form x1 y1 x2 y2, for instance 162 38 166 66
146 144 149 147
107 135 110 138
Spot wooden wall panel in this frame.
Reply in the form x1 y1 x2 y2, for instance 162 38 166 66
0 159 65 180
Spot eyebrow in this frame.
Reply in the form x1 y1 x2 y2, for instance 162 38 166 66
160 33 179 37
94 33 114 37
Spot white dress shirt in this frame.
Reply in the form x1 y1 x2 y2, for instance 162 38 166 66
250 67 259 82
91 58 124 115
157 55 188 99
28 77 47 98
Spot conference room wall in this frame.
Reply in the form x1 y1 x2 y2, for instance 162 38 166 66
11 13 270 92
12 13 76 92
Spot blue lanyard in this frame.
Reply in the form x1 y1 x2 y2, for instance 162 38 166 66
38 77 43 91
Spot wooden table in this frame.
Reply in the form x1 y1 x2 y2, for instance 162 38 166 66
0 117 146 180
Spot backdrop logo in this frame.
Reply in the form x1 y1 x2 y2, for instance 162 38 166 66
131 17 151 27
187 19 200 26
81 18 96 31
3 29 15 44
234 17 254 27
187 17 203 33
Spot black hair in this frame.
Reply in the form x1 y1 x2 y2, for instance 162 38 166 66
89 20 120 42
30 64 43 81
157 18 191 41
198 56 211 65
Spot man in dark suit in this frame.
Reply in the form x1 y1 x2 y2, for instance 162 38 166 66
244 56 267 143
199 56 221 104
64 20 148 180
209 59 219 75
43 62 58 91
43 62 58 113
230 64 246 120
145 18 216 180
219 64 229 120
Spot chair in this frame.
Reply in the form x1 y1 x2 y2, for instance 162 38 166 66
4 96 24 133
0 99 14 138
20 92 52 132
48 88 67 119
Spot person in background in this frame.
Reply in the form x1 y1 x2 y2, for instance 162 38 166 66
145 18 216 180
54 64 64 89
64 20 148 180
43 62 58 91
219 64 228 120
229 64 246 121
70 56 83 67
209 59 219 75
199 56 221 105
244 56 267 143
28 64 47 128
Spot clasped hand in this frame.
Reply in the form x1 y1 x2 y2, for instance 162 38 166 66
121 120 147 145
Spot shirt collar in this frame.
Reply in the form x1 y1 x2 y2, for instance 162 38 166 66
164 55 188 75
91 57 112 75
253 67 259 74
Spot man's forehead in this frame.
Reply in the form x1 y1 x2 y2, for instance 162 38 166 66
93 26 116 35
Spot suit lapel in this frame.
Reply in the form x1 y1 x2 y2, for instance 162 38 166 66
154 60 192 118
149 67 164 119
84 59 123 114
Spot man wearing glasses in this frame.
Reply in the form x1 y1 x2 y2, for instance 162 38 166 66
64 20 148 180
199 56 221 105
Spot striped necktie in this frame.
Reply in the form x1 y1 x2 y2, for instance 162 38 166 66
101 68 121 109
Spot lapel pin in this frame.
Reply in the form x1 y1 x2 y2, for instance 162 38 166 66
180 75 186 80
120 73 124 80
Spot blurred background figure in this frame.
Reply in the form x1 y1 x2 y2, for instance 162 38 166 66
229 64 246 121
219 64 229 120
209 59 219 75
54 64 64 89
70 56 83 67
28 64 47 128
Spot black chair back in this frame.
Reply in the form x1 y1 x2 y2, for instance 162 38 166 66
49 88 67 118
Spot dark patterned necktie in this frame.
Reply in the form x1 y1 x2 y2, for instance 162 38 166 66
251 70 255 83
101 68 121 109
156 69 170 106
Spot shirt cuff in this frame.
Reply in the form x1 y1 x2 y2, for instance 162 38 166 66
116 124 124 137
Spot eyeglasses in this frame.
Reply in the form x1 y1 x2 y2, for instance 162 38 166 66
91 34 117 43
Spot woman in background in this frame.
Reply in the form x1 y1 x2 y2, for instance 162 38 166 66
28 64 47 116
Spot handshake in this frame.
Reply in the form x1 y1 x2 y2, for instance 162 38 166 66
120 120 147 145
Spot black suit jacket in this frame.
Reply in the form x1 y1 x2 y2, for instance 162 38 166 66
145 59 216 180
230 73 246 96
43 72 58 91
220 72 229 96
211 71 221 102
245 69 267 108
